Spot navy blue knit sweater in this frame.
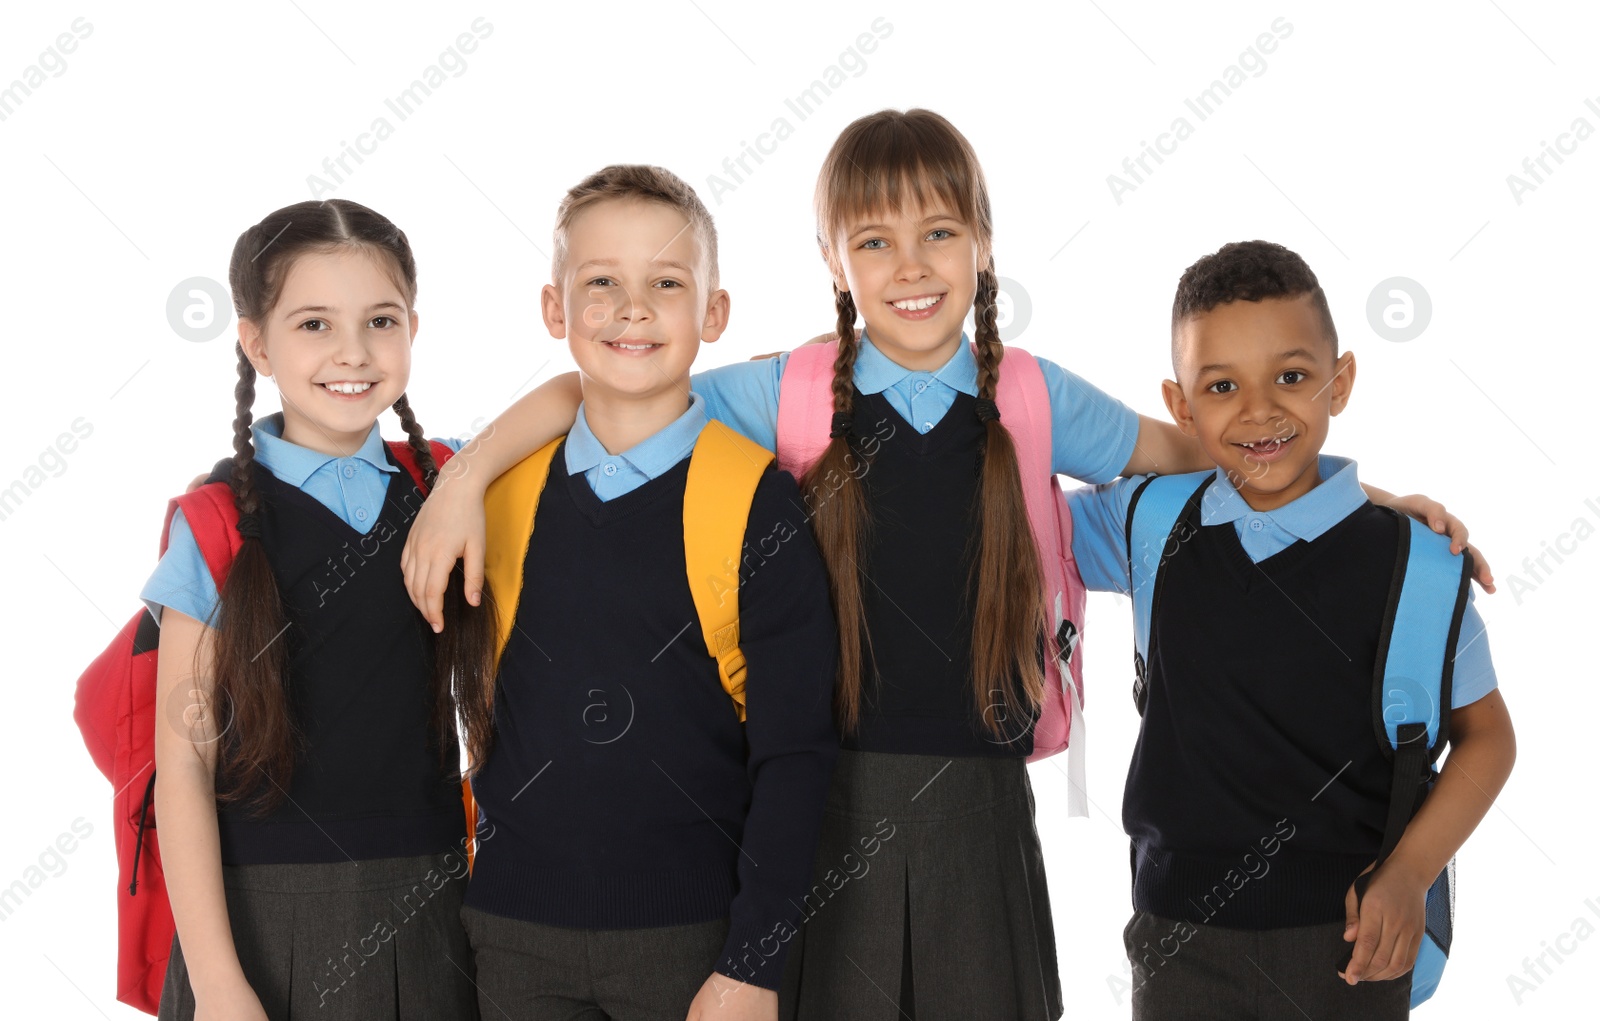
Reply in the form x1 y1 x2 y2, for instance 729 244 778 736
1125 500 1400 929
218 455 465 865
843 390 1037 758
465 445 839 989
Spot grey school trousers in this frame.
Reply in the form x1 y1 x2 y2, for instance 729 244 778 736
1124 910 1411 1021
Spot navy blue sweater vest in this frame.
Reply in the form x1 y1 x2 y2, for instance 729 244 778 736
1125 498 1400 929
844 390 1034 758
216 453 464 865
465 445 838 989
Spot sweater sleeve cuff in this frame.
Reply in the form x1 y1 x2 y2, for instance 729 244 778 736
713 916 799 992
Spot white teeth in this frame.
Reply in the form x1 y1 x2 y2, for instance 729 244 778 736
893 294 943 311
323 381 372 394
611 342 655 351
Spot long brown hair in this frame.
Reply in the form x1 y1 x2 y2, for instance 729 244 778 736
808 109 1045 737
212 199 484 809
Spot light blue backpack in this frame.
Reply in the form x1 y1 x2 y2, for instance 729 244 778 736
1124 472 1473 1008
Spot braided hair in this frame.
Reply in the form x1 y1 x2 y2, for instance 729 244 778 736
210 199 484 809
808 109 1044 738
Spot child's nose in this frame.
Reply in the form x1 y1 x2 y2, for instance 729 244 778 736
1238 388 1283 424
332 331 372 365
618 293 652 323
894 248 933 281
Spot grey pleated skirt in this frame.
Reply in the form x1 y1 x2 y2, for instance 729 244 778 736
780 749 1062 1021
158 851 478 1021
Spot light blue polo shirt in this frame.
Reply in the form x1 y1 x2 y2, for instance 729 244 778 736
1066 455 1498 708
564 393 709 502
140 413 465 627
690 332 1141 485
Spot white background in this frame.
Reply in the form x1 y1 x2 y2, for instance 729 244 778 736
1 1 1594 1017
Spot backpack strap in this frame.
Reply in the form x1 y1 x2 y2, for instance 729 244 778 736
989 346 1086 800
775 341 840 480
386 439 456 493
1356 513 1472 904
992 346 1058 604
1373 514 1470 757
683 422 775 722
1125 472 1215 712
483 438 564 667
164 483 243 591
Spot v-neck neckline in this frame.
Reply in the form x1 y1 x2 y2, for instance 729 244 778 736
556 439 692 527
858 388 978 456
257 445 413 545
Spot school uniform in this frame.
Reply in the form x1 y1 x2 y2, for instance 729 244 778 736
1067 456 1500 1021
693 335 1141 1021
142 414 477 1021
462 394 839 1021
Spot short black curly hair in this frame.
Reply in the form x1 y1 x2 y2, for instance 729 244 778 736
1170 240 1337 369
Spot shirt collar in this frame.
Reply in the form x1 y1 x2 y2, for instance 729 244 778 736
251 412 397 488
565 392 709 478
1200 454 1365 542
854 331 980 397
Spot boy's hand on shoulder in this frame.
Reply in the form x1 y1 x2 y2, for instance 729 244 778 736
400 470 488 633
1340 860 1428 986
685 972 778 1021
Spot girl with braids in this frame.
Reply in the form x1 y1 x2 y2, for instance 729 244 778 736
140 199 487 1021
399 111 1483 1021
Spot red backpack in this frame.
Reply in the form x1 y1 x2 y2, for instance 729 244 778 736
72 440 463 1015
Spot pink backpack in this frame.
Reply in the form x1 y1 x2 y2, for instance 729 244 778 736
776 341 1089 812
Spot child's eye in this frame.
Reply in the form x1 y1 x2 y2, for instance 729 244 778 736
369 315 397 329
300 319 327 332
1276 370 1305 385
655 279 682 289
588 277 615 288
926 228 952 240
1206 379 1236 394
860 238 887 250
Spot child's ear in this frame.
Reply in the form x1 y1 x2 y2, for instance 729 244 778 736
1161 378 1198 436
238 319 271 377
408 309 420 344
540 283 566 340
700 288 731 344
1329 351 1357 416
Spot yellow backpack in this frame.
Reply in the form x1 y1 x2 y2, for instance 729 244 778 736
481 422 774 721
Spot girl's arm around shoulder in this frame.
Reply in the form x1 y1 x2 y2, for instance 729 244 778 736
1030 358 1490 587
1033 356 1210 481
1064 477 1151 596
690 352 788 452
152 609 270 1019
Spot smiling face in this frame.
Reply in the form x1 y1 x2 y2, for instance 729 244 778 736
1164 294 1356 511
543 197 727 407
827 194 984 372
238 247 416 456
